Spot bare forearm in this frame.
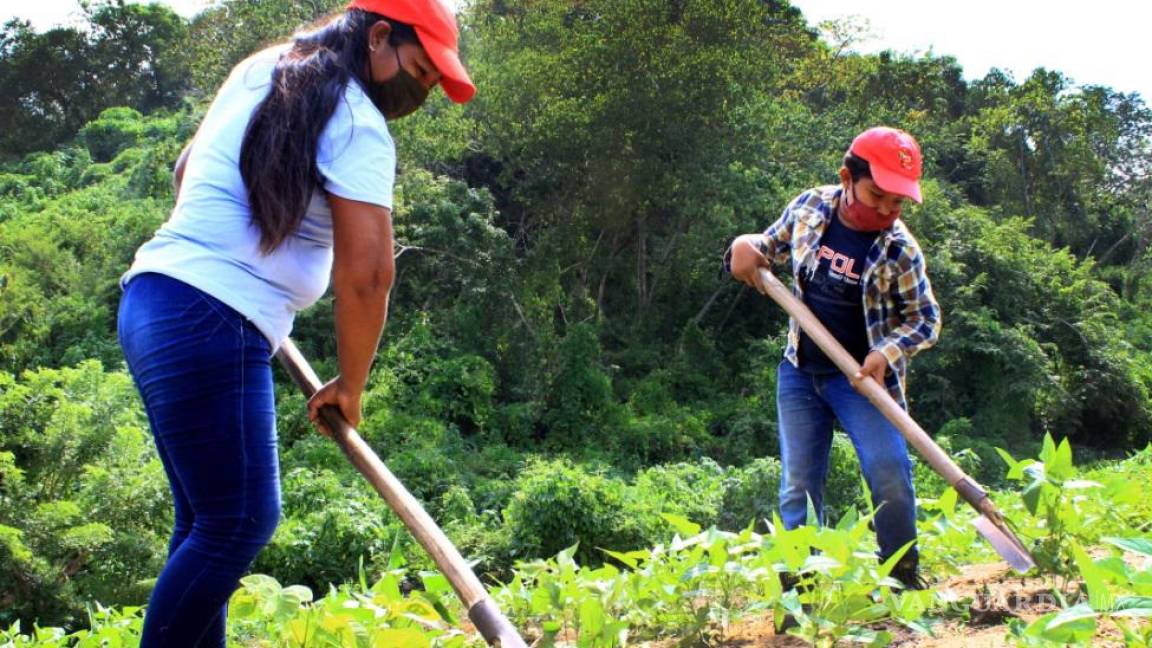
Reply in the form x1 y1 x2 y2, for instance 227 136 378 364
333 280 391 392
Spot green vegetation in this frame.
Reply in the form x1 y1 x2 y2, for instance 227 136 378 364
2 0 1152 645
5 440 1152 645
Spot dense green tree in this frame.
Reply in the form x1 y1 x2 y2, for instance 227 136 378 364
965 70 1152 262
0 2 190 157
469 0 817 347
0 362 168 627
186 0 340 96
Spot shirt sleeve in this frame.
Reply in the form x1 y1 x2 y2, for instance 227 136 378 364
874 241 942 365
759 191 813 266
316 87 396 209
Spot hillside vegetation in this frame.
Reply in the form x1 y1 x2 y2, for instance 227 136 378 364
1 0 1151 645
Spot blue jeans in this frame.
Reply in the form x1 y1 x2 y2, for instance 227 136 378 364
776 360 918 564
118 273 281 648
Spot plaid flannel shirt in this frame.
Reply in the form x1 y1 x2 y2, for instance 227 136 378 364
757 185 941 408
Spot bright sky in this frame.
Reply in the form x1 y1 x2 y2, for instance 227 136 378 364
790 0 1152 102
5 0 1151 103
4 0 211 29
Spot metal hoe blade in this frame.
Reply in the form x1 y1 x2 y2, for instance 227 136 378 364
972 514 1036 573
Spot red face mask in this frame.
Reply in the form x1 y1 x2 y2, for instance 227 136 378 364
842 183 900 232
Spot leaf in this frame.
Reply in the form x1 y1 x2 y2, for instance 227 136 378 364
228 591 258 620
239 573 280 592
996 447 1022 479
387 533 408 571
708 539 729 568
555 543 580 568
578 597 604 638
1044 603 1098 630
798 554 841 576
600 548 642 569
415 589 456 627
372 574 403 602
1103 537 1152 558
1071 542 1112 610
282 585 314 605
371 627 432 648
1062 479 1102 490
1110 596 1152 618
541 619 563 634
876 541 915 581
286 618 312 644
660 513 701 537
1021 478 1045 516
1040 433 1057 464
420 572 453 596
835 506 859 530
938 487 958 517
805 493 820 528
1049 437 1074 481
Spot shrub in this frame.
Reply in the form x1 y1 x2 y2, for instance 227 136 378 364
254 467 401 590
632 460 727 529
719 456 782 530
502 459 644 565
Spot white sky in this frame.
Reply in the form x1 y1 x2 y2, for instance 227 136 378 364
5 0 1151 103
2 0 211 29
789 0 1152 102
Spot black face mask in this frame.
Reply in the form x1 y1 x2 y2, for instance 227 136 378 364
368 48 429 120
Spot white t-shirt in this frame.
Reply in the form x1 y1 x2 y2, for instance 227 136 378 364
123 45 396 350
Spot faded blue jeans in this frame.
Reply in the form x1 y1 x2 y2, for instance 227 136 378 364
776 360 918 564
118 273 281 648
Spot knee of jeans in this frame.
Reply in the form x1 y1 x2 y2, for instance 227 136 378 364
869 469 914 506
780 478 822 504
782 462 824 491
197 499 281 551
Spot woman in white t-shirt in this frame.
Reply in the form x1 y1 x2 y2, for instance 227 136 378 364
116 1 474 645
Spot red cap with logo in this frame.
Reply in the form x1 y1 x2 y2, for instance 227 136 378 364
849 126 923 203
346 0 475 103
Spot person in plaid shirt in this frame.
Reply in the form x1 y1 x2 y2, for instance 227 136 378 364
726 126 941 589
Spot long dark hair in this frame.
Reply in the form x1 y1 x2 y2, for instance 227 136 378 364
239 9 418 253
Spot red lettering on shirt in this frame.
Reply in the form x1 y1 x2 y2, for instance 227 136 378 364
820 245 862 281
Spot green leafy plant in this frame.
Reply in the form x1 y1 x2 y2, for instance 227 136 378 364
996 434 1115 575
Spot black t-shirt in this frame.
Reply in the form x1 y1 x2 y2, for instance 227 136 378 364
798 211 877 374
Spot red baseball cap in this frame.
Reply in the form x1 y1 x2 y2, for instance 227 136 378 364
347 0 476 103
849 126 923 203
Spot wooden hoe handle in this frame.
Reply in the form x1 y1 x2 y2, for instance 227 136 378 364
275 339 527 648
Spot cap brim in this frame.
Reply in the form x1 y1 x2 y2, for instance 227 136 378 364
870 164 923 203
418 29 475 104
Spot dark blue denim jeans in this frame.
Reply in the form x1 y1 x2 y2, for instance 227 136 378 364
776 360 918 564
118 273 281 648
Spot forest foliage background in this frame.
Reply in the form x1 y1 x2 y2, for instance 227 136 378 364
1 0 1151 629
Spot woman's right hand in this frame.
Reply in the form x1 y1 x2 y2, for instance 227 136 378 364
307 376 363 435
